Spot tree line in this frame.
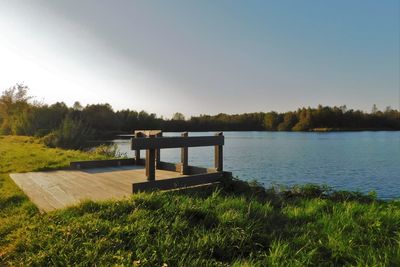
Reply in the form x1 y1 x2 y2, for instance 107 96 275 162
1 84 399 148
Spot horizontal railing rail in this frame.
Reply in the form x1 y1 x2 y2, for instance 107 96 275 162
131 135 224 150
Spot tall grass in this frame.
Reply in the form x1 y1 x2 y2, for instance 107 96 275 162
0 136 399 266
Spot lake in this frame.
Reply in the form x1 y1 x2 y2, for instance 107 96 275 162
112 131 400 199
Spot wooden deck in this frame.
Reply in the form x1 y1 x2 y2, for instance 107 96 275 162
10 131 228 212
10 166 187 212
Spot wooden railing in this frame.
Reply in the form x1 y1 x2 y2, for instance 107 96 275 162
131 131 224 181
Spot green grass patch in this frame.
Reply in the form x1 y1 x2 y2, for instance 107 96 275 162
0 136 399 266
0 135 108 173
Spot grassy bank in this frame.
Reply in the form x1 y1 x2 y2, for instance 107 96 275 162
0 136 399 266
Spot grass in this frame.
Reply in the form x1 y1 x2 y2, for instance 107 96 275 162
0 136 399 266
0 135 109 173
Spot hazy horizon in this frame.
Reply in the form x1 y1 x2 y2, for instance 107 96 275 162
0 0 399 118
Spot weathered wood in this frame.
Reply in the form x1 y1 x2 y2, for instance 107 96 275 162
10 166 187 212
131 135 224 150
145 135 156 181
156 161 217 175
157 161 181 172
214 132 223 171
132 172 224 193
181 132 189 175
145 149 156 181
156 132 162 169
133 132 144 164
70 159 135 169
188 165 218 175
136 158 146 166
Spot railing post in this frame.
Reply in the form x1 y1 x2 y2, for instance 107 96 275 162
181 132 188 175
146 135 156 181
134 132 143 165
156 132 162 169
214 132 223 171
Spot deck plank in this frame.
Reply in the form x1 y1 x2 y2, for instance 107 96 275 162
10 166 186 212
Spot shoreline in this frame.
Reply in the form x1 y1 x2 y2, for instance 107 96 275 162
115 128 400 136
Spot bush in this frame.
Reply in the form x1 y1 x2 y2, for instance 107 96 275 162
43 116 93 149
90 144 127 158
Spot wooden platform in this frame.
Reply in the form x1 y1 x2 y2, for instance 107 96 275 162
10 166 187 212
10 131 228 212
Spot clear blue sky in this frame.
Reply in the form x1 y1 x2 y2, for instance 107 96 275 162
0 0 399 117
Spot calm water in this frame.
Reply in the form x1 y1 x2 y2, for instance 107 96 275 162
112 131 400 199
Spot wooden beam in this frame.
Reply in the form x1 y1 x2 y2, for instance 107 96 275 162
70 159 135 169
145 149 156 181
132 132 144 165
155 132 162 169
181 132 188 175
145 135 156 181
156 161 217 175
188 166 218 175
214 132 223 171
157 161 181 172
132 172 224 193
131 135 224 150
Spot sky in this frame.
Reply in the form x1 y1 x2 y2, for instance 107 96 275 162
0 0 399 118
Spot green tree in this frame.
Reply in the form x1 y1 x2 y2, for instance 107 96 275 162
293 108 312 131
263 112 279 130
0 84 32 134
277 112 298 131
43 115 94 149
82 104 118 134
72 101 83 111
172 112 185 121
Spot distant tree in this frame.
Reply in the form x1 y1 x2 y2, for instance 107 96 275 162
263 112 279 130
371 104 378 114
116 109 139 132
6 101 69 136
172 112 185 121
2 83 400 139
82 104 118 134
293 108 312 131
43 115 93 149
277 112 298 131
137 110 160 129
0 84 32 134
73 101 83 111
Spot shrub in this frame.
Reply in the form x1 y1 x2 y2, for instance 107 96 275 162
91 144 127 158
43 116 93 149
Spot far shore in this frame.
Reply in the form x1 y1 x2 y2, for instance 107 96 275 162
113 128 400 138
